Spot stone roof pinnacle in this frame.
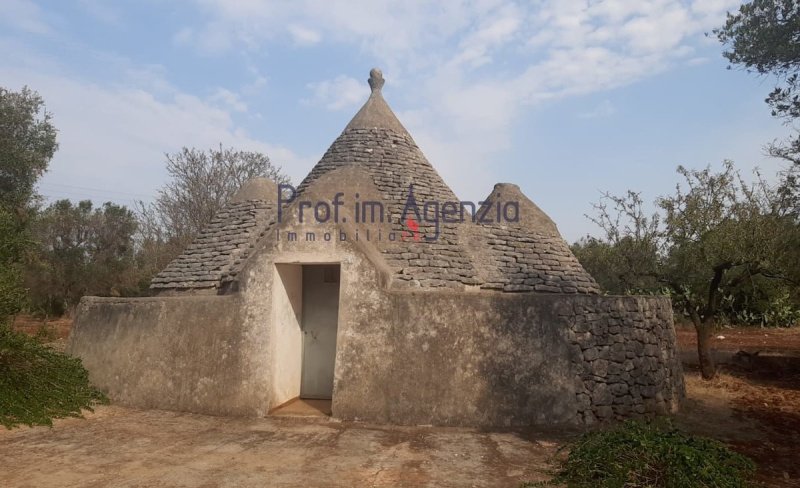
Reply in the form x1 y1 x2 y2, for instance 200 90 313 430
368 68 384 93
343 68 407 134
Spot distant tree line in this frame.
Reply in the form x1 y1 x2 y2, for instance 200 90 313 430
0 85 288 321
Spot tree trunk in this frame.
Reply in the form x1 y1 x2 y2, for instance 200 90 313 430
695 321 717 380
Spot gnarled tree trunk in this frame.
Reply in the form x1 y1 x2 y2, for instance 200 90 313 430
695 320 717 379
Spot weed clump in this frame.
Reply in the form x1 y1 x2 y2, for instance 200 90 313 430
526 420 756 488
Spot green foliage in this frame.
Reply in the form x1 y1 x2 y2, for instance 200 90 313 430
575 162 800 377
527 421 756 488
0 208 29 321
0 324 107 429
0 86 58 210
0 86 107 428
575 162 800 328
716 0 800 76
573 189 662 295
716 0 800 165
26 199 140 315
720 285 800 327
0 86 57 324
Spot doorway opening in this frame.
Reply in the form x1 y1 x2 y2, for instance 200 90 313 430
299 264 341 400
271 263 340 416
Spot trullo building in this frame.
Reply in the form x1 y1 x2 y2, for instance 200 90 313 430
68 69 683 426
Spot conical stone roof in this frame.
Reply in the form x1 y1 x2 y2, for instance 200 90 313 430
150 178 278 292
472 183 600 293
296 68 482 288
151 69 600 294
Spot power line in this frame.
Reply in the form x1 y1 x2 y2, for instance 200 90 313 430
38 182 156 199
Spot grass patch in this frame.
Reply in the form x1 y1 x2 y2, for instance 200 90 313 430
526 420 756 488
0 324 107 428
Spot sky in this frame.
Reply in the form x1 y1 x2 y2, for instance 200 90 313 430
1 0 793 241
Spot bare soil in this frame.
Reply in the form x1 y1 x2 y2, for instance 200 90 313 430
676 325 800 353
10 314 71 351
4 316 800 487
676 325 800 487
0 407 568 487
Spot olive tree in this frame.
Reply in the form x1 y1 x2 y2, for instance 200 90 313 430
583 162 797 379
716 0 800 165
26 200 139 315
0 86 57 323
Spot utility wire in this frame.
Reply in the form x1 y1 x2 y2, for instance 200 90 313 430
37 185 156 204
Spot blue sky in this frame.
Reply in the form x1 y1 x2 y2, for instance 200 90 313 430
1 0 792 241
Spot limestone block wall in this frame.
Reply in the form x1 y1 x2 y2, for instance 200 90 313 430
68 282 682 426
67 295 272 417
563 296 684 425
332 292 684 427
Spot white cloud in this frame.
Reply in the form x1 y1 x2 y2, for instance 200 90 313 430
78 0 121 25
2 0 747 209
578 99 616 119
1 0 51 34
687 56 709 66
287 24 321 45
175 0 742 200
304 75 368 111
210 87 248 112
0 47 311 203
182 0 498 64
172 26 193 46
452 3 523 67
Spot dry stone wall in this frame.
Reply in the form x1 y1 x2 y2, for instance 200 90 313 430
563 296 684 425
68 289 682 426
332 291 683 427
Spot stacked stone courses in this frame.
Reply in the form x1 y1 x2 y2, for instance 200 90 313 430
480 225 600 294
150 201 275 291
153 68 600 294
563 296 684 424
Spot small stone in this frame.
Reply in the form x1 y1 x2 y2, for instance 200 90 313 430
592 383 613 406
592 359 609 377
595 405 614 419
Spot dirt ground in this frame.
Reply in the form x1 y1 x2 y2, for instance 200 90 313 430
10 314 71 351
676 325 800 487
0 407 568 488
3 317 800 487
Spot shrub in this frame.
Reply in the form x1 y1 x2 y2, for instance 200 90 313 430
526 420 756 488
0 324 107 428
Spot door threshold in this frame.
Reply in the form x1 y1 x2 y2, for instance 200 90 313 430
269 397 332 417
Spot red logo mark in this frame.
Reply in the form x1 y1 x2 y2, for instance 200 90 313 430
402 216 420 241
